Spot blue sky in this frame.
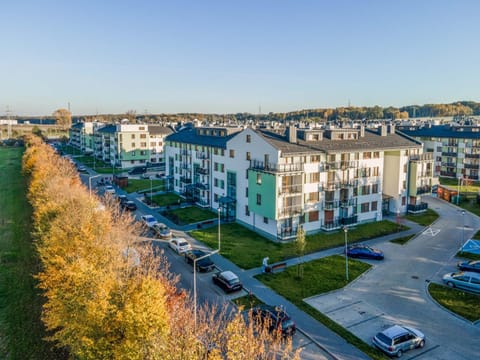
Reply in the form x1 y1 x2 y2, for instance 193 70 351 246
1 0 479 116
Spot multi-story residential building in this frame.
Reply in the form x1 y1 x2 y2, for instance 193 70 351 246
165 124 435 241
71 122 172 170
397 123 480 181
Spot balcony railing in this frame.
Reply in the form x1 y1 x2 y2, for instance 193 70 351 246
323 200 340 210
196 151 210 159
328 160 358 170
277 226 298 241
278 205 302 218
441 152 457 157
197 167 209 175
414 185 431 195
440 171 456 178
410 153 433 161
464 163 479 169
465 153 480 159
407 202 428 214
279 184 302 195
340 198 357 207
250 160 303 173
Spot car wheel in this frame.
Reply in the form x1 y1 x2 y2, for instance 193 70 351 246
418 340 425 348
396 350 402 358
446 281 455 288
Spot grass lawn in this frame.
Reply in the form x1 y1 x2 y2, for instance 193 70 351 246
151 193 182 207
255 256 387 360
231 294 264 309
456 252 480 261
439 177 480 192
428 283 480 322
390 234 416 245
404 208 439 226
163 206 217 225
123 179 164 193
0 147 63 359
190 220 408 270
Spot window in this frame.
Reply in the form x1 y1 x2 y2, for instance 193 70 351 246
361 185 370 195
372 183 379 194
140 142 147 148
372 166 379 176
307 192 319 202
230 149 235 158
263 217 268 224
361 203 370 213
140 134 147 139
401 197 406 206
256 173 262 185
246 152 251 160
246 134 251 143
371 201 378 211
245 205 250 216
402 180 406 190
131 134 136 139
373 151 380 159
353 187 358 196
131 142 135 148
245 187 248 197
214 178 219 187
311 155 320 163
214 193 219 202
308 172 320 183
309 210 319 222
403 164 408 173
256 194 261 205
363 152 371 159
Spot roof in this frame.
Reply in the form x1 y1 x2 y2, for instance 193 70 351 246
148 125 174 135
257 128 421 155
96 124 117 134
165 128 238 149
397 124 480 139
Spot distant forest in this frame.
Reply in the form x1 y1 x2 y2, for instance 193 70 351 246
16 100 480 125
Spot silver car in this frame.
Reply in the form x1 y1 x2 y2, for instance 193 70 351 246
442 271 480 293
372 325 425 358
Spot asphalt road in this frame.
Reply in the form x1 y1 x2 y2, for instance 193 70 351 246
306 196 480 360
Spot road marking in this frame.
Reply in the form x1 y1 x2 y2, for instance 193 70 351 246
346 313 384 328
422 227 440 236
408 344 440 359
324 300 363 314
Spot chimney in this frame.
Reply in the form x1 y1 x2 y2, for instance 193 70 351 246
379 125 387 136
360 125 365 137
288 125 297 143
389 124 396 134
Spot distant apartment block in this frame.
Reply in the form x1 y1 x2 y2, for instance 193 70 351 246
69 122 172 169
165 124 435 241
397 123 480 181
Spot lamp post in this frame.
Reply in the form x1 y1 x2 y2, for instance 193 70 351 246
457 176 462 205
344 226 349 281
193 249 219 330
88 174 101 197
150 176 153 200
217 207 221 252
461 210 466 252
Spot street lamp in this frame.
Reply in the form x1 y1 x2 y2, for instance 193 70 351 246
461 210 466 252
217 207 221 252
344 226 349 281
150 176 153 200
457 176 462 205
193 249 219 330
88 174 101 197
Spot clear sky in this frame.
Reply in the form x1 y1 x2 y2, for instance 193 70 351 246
2 0 479 116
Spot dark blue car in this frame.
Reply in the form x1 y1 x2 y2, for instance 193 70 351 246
346 244 384 260
457 260 480 273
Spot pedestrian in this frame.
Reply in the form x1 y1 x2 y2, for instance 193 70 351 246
262 257 269 273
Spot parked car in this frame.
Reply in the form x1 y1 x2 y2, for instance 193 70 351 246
116 194 128 204
212 270 243 293
153 223 172 239
128 166 147 175
77 165 87 172
442 271 480 293
168 238 192 254
141 214 158 228
184 249 215 272
372 324 425 358
141 173 151 179
121 200 137 211
345 244 384 260
250 305 296 337
104 185 115 194
457 260 480 273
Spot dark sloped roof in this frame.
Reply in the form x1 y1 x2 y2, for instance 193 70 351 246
397 124 480 139
148 125 174 135
165 128 237 149
258 128 421 154
96 125 117 134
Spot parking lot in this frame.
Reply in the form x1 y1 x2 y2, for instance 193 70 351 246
305 197 480 360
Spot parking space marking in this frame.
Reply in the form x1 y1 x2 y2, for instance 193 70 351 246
324 300 362 314
346 313 385 329
422 227 440 236
408 345 440 359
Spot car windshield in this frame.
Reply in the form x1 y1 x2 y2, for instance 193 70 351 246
281 317 295 329
179 242 189 247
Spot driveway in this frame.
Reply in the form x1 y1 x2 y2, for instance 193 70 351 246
306 196 480 359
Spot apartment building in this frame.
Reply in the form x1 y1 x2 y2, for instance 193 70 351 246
165 124 434 241
397 123 480 181
71 122 172 169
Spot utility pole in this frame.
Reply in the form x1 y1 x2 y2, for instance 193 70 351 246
6 105 12 139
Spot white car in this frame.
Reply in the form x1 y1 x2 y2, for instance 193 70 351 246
168 238 192 254
141 214 158 228
104 185 115 194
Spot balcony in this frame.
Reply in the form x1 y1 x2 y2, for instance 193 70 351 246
328 160 358 170
441 152 457 157
278 205 302 218
180 177 192 184
250 160 303 173
197 167 209 175
440 171 456 178
196 151 210 159
180 149 190 156
181 163 191 170
410 153 433 161
320 215 358 231
407 202 428 214
323 200 340 210
465 153 480 159
444 162 457 167
340 198 357 207
414 185 431 195
279 184 302 195
277 226 298 241
464 163 479 169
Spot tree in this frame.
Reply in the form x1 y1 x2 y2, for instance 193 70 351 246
53 108 72 130
295 225 306 279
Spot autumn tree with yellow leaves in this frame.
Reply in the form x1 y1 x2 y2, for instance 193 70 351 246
22 135 300 360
